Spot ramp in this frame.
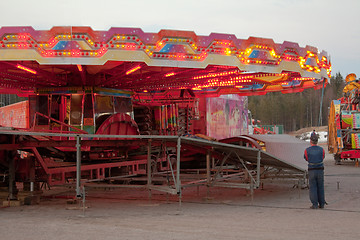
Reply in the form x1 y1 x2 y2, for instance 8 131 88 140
247 134 309 171
188 136 307 173
179 136 307 193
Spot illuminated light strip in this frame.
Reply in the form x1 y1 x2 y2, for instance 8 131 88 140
298 52 322 74
192 73 289 90
243 45 281 58
126 65 141 75
77 64 82 72
283 56 299 61
239 45 282 65
0 35 313 66
165 72 175 77
0 30 331 77
240 57 280 65
194 72 287 84
198 41 235 53
155 37 197 53
16 64 37 74
293 77 316 81
193 70 240 80
214 41 232 46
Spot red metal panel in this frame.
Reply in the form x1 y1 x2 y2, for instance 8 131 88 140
341 150 360 159
0 101 29 128
96 113 139 135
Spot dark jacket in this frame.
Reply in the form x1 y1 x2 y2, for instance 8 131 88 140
304 145 325 170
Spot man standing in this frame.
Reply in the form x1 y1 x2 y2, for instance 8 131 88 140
304 134 326 209
310 129 317 139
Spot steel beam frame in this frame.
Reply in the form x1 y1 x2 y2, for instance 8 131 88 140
0 129 307 203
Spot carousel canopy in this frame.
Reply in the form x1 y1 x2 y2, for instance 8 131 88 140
0 26 331 98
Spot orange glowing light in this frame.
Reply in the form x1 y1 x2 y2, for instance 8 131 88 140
126 65 141 75
77 64 82 72
16 64 37 74
165 72 175 77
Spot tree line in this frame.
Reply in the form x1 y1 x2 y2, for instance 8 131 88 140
0 94 26 107
248 72 346 132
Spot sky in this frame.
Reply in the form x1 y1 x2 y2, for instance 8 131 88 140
1 0 359 79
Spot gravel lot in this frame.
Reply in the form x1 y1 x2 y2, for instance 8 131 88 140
1 144 360 240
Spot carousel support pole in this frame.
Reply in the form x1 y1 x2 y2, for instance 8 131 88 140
76 135 82 198
147 139 152 202
8 135 17 201
206 150 211 198
250 150 262 202
250 180 254 203
256 150 261 188
176 137 182 208
82 186 86 215
29 157 35 193
8 151 17 200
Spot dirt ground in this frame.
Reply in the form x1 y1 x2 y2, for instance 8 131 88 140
288 126 328 136
1 143 360 240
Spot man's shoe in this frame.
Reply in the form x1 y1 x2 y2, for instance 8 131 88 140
319 205 324 209
310 205 318 209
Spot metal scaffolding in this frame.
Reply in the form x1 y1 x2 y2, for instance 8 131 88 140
0 128 307 204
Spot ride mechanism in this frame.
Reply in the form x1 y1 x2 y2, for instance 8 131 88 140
0 26 330 202
328 73 360 165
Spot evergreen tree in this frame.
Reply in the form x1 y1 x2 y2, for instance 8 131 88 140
248 72 346 132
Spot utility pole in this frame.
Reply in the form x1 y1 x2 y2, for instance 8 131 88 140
318 78 326 126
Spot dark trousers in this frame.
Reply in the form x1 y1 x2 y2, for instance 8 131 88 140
308 169 325 208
